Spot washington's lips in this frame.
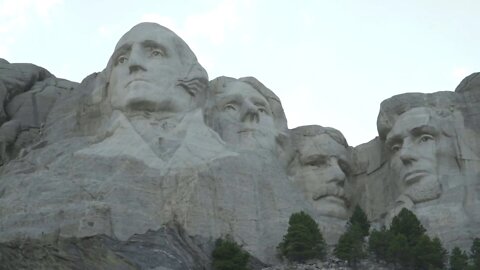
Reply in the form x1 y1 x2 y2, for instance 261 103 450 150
403 170 430 184
238 128 257 133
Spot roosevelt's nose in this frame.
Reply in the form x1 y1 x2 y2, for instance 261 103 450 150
241 101 260 123
128 45 147 74
327 158 346 187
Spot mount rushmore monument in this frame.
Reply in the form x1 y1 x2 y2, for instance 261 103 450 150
0 22 479 268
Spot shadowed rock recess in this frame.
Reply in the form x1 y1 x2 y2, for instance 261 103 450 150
0 22 479 269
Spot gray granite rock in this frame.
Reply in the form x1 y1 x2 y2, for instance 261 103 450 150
1 21 480 269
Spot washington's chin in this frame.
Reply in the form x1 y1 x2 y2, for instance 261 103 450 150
112 94 192 114
312 196 348 219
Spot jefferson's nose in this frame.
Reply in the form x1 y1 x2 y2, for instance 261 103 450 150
241 102 260 123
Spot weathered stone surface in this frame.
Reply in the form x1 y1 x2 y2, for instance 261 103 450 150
0 224 212 270
0 60 75 164
1 21 480 269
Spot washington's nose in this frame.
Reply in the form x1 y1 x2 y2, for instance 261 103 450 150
241 102 260 123
128 46 147 74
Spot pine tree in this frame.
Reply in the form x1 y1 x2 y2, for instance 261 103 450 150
387 233 411 268
413 235 446 270
450 247 469 270
277 211 326 262
348 205 370 238
334 224 366 269
470 238 480 269
212 236 250 270
389 208 426 247
368 227 392 262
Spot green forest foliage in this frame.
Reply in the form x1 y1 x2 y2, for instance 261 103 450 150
277 211 326 262
334 206 369 268
212 236 250 270
449 247 469 270
368 208 447 269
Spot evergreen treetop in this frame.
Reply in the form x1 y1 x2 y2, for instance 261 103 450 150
450 246 469 270
212 236 250 270
348 205 370 237
277 211 326 262
389 208 426 247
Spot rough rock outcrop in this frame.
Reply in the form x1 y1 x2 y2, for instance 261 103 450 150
0 21 479 269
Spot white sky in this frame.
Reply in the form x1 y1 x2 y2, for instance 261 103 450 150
1 0 479 146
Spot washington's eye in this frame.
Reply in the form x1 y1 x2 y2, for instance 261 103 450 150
419 134 434 143
258 107 266 113
223 104 237 111
151 49 164 57
117 55 128 64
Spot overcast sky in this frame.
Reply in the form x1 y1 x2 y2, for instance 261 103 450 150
1 0 479 146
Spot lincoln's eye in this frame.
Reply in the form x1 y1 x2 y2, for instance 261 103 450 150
419 134 434 143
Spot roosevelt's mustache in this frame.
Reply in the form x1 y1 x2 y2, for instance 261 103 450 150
312 184 349 205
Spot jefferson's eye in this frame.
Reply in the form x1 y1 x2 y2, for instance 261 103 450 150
419 134 434 143
391 144 401 153
223 104 237 111
117 55 128 64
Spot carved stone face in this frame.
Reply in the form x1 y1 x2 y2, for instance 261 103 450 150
210 81 276 150
294 134 350 219
386 107 456 203
107 23 192 113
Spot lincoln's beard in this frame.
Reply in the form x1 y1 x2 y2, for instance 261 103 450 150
404 176 442 203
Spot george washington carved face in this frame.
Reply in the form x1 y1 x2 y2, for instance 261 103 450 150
107 23 204 115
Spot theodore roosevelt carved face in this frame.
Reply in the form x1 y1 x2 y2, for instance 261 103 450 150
290 126 351 219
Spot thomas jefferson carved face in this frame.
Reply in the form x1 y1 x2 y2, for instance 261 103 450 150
386 107 457 203
209 81 277 150
292 129 351 219
107 23 194 114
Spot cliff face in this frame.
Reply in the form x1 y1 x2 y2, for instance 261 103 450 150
0 22 479 269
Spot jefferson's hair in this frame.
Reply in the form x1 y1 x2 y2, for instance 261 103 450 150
289 125 348 149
